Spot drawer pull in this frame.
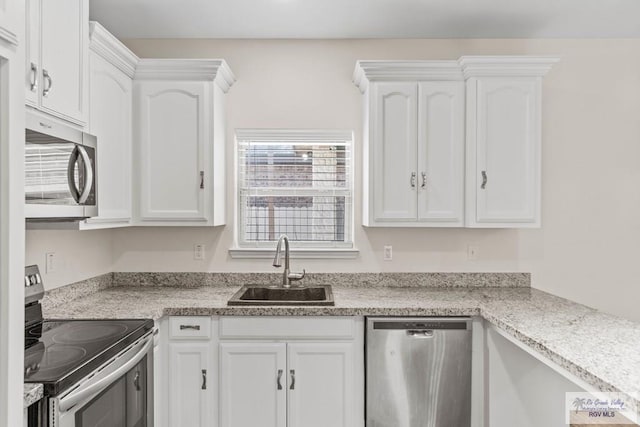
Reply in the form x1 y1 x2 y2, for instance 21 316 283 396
289 369 296 390
179 325 201 331
201 369 207 390
277 369 283 390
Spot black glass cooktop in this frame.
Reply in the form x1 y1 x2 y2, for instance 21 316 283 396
24 319 153 396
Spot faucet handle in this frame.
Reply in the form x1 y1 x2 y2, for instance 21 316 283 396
288 269 306 283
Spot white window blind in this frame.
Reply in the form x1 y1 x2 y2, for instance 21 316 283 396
237 130 353 249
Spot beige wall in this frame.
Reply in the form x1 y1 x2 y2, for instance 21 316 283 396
26 39 640 321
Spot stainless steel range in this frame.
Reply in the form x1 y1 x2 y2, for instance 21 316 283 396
24 265 154 427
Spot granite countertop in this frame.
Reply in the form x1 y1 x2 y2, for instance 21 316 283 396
24 383 43 408
43 278 640 409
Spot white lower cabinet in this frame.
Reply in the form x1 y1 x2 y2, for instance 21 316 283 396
287 343 355 427
219 343 287 427
168 342 213 427
218 316 364 427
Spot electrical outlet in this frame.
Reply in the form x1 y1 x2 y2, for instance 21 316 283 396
194 244 205 261
467 245 479 261
46 252 57 273
383 245 393 261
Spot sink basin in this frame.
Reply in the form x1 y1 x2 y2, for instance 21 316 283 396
227 285 334 306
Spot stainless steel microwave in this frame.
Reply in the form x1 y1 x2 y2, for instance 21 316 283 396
25 114 98 220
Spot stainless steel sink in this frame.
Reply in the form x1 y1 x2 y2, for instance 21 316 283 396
227 284 334 306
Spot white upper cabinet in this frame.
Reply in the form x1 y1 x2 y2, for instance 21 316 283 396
372 82 418 222
80 22 138 230
26 0 88 126
133 59 235 226
462 56 559 228
354 57 557 228
417 81 465 223
354 61 465 227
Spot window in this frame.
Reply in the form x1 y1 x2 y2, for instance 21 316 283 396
236 130 353 251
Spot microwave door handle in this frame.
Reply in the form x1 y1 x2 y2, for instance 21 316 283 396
67 146 81 203
58 337 152 412
76 146 93 204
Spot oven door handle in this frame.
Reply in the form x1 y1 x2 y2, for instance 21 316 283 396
59 337 152 412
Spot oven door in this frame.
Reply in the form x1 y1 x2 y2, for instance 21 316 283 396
50 333 154 427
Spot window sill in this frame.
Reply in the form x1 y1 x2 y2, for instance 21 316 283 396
228 247 360 260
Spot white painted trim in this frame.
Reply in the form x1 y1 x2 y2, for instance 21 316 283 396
0 26 18 47
353 60 464 93
135 58 236 92
459 55 561 78
89 21 139 78
236 128 354 142
229 248 360 259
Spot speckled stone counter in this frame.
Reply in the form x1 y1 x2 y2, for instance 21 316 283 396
43 274 640 409
24 383 43 408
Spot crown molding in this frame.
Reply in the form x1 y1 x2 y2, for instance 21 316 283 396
135 58 236 92
353 60 463 92
0 26 18 47
459 55 561 78
89 22 139 78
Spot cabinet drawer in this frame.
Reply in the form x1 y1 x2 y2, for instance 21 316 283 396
169 316 211 340
219 316 356 340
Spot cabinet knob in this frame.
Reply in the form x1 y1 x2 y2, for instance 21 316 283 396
410 172 417 189
481 171 488 189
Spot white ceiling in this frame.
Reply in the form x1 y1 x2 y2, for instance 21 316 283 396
89 0 640 39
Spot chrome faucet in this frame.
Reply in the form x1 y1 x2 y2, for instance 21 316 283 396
272 235 305 288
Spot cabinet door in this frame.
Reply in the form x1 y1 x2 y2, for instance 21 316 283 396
372 82 418 222
24 0 40 107
219 343 286 427
40 0 87 124
168 342 212 427
417 82 465 225
83 52 132 227
474 78 540 226
135 81 210 222
287 343 355 427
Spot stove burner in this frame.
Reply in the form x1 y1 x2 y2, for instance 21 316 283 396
40 346 87 372
51 323 129 345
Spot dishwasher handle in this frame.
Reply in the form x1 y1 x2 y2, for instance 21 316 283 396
406 329 434 338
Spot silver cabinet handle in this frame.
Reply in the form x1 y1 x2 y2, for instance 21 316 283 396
410 172 417 189
277 369 283 390
201 369 207 390
30 63 38 92
481 171 488 189
199 171 204 189
42 69 52 97
179 324 201 330
289 369 295 390
421 172 427 189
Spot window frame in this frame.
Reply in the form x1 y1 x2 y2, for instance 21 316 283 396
231 129 357 259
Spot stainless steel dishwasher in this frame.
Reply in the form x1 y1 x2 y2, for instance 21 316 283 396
366 317 472 427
